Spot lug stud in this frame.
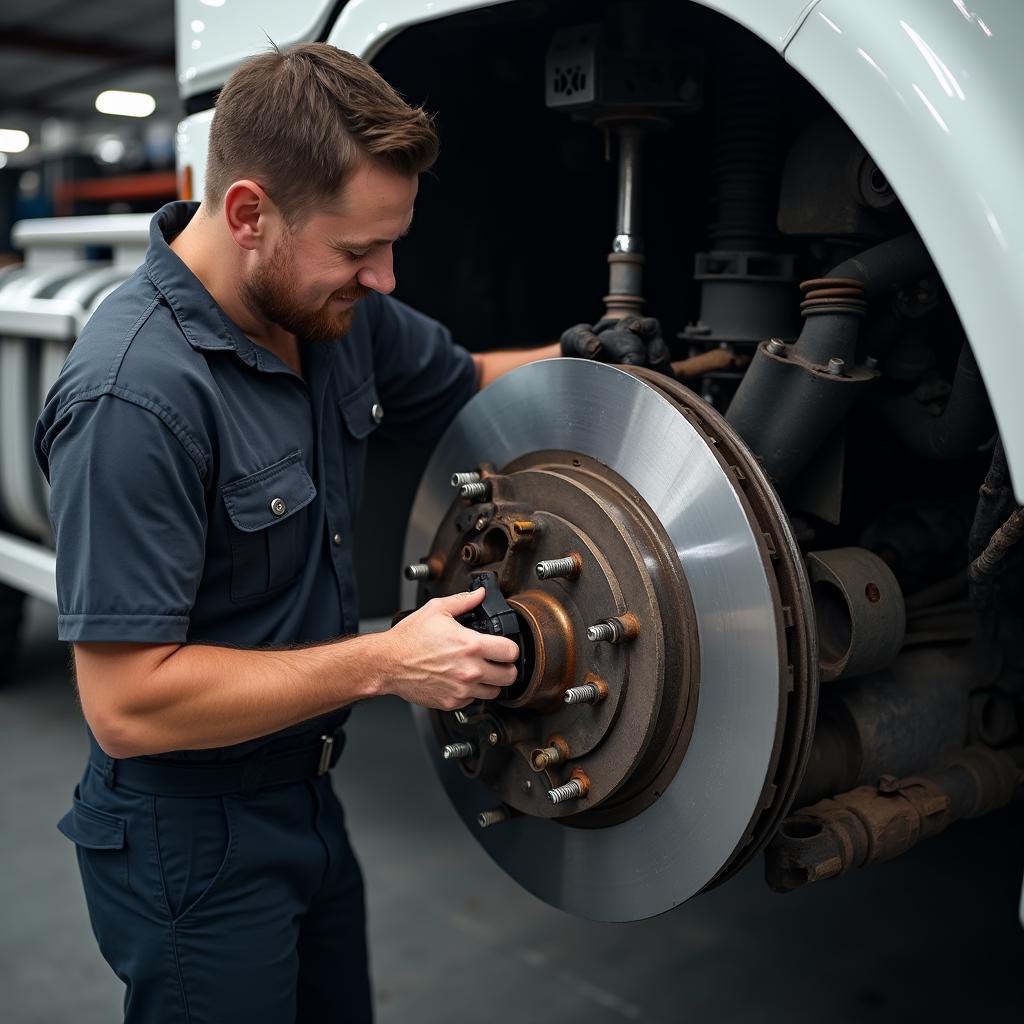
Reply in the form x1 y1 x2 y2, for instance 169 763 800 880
564 674 608 705
586 614 640 644
536 553 582 580
459 481 491 500
442 742 475 761
451 471 481 488
477 808 509 828
547 770 591 805
453 710 470 725
403 563 431 581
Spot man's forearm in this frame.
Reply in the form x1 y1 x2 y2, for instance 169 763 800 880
473 342 560 390
79 634 388 758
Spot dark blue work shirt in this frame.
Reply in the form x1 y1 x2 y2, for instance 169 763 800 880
34 200 476 756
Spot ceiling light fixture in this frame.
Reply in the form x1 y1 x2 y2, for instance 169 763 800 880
0 129 30 153
95 90 156 118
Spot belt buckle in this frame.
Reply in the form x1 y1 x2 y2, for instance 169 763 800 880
317 734 334 776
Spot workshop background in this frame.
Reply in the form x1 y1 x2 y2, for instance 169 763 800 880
1 2 1023 1022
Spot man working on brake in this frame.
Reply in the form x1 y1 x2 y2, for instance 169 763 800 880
35 42 666 1023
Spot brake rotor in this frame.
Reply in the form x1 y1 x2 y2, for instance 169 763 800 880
401 359 816 921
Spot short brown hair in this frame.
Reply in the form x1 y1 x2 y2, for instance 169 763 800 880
204 42 438 222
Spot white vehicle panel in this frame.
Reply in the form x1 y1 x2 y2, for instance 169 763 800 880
176 0 338 97
698 0 820 51
325 0 513 60
786 0 1024 498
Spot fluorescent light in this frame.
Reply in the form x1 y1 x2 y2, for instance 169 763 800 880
0 129 30 153
95 90 156 118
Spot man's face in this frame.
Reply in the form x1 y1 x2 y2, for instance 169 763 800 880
241 162 417 343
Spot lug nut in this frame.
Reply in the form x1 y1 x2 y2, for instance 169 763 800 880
547 770 591 805
442 742 475 761
586 614 640 644
460 481 491 500
536 553 582 580
404 563 431 581
564 674 608 705
451 471 481 488
477 808 509 828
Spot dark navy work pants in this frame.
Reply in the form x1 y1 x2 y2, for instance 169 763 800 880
58 758 373 1023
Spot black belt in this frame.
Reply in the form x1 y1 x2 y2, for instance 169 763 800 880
90 729 346 798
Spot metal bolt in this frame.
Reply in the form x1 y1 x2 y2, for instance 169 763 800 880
532 747 564 771
461 542 483 565
536 553 582 581
520 779 533 794
478 808 509 828
586 614 640 644
451 471 481 488
487 731 500 747
459 481 490 500
453 710 470 725
766 338 786 356
475 516 489 532
565 678 607 705
548 780 584 804
827 357 845 376
404 563 431 581
442 742 475 761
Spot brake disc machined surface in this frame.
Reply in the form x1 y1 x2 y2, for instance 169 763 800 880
401 360 816 920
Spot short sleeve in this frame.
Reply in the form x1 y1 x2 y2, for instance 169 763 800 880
38 393 208 643
367 293 477 443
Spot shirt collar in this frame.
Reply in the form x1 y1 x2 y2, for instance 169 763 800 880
144 200 264 369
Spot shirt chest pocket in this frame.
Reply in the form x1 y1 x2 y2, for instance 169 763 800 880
338 376 383 517
221 451 317 603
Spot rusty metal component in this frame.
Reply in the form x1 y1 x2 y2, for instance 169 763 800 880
548 768 592 805
797 646 973 807
504 590 577 713
531 735 571 772
969 506 1024 582
766 746 1023 892
442 742 476 761
477 808 509 828
451 471 481 488
805 547 906 682
511 520 537 545
671 348 738 379
565 673 609 705
586 613 639 644
536 554 583 581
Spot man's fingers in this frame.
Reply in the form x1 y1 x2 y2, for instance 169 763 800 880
477 634 520 663
435 587 487 617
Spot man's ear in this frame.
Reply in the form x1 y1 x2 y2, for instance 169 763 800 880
223 180 273 251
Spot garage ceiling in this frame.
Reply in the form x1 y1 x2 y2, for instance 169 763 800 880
0 0 178 150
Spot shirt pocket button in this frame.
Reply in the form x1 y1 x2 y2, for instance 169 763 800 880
270 497 287 517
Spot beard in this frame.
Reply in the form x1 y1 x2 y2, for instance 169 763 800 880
240 233 370 344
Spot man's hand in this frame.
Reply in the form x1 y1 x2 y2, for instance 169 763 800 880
381 588 519 710
560 316 674 375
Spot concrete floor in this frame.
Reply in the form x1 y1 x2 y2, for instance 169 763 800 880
2 598 1023 1023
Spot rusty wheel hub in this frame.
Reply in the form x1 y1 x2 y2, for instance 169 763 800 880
402 360 816 920
417 449 700 826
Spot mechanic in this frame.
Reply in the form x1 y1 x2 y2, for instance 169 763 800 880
33 43 666 1024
